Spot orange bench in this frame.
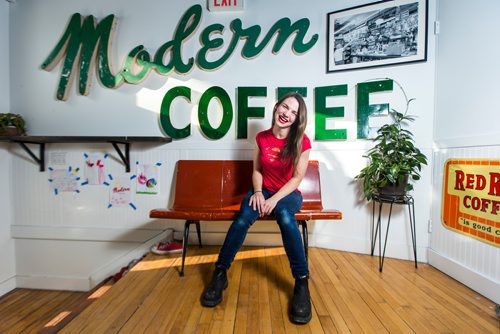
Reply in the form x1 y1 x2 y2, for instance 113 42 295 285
150 160 342 276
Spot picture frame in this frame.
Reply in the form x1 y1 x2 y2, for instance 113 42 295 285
327 0 428 73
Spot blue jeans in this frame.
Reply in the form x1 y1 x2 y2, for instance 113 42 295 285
216 189 309 278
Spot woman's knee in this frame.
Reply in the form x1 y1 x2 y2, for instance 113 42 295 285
231 219 247 231
231 215 253 231
275 208 297 229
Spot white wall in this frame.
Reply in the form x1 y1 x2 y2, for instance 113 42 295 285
0 147 15 297
0 0 16 297
5 0 437 293
431 0 500 303
433 0 500 148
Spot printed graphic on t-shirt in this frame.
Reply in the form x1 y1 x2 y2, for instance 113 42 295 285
263 146 281 162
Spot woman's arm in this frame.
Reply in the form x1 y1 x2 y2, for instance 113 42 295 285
259 149 311 216
249 146 265 212
251 146 263 193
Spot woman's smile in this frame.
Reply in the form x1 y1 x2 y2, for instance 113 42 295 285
278 113 290 124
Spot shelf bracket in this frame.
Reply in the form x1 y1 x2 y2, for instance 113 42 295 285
16 141 46 172
110 141 131 172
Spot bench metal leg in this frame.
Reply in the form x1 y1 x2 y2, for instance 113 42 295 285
180 221 191 277
180 220 202 277
298 220 308 260
195 220 202 248
180 219 311 276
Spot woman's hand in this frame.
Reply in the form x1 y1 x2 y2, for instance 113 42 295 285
249 191 265 213
260 198 278 217
249 192 277 217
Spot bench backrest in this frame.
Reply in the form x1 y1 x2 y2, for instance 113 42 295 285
171 160 323 211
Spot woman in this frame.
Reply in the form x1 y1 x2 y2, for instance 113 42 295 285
201 92 312 324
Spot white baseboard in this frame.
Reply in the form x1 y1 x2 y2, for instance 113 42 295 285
14 230 170 292
88 230 170 288
314 233 429 263
16 274 92 292
428 249 500 304
0 276 17 297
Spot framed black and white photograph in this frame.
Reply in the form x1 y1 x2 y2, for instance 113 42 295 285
327 0 428 73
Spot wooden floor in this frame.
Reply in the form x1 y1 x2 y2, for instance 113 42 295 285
1 246 498 333
0 277 114 334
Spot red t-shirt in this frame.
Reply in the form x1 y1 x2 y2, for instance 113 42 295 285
256 128 311 193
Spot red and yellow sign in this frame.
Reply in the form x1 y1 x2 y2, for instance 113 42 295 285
442 159 500 247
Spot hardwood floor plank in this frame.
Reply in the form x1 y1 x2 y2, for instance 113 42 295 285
413 262 499 327
233 253 253 333
311 249 364 332
219 259 243 334
246 249 261 333
412 274 498 332
379 257 488 333
350 252 453 332
345 252 441 333
335 251 414 333
146 253 213 334
265 247 288 334
0 289 31 312
343 253 413 333
308 279 338 333
61 255 178 333
257 248 273 334
278 249 300 334
17 291 78 333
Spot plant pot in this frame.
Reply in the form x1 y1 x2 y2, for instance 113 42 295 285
0 126 24 136
377 175 409 198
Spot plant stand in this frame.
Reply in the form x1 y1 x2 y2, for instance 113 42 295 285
370 194 417 272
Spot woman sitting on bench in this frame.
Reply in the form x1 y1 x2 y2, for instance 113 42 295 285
201 92 313 324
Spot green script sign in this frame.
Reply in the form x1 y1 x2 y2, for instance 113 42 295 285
41 4 318 101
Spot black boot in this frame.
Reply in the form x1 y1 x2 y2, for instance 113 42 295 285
201 267 228 307
290 276 312 324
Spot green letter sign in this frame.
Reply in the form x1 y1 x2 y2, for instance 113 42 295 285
41 13 123 101
160 86 191 139
357 79 393 139
198 87 233 140
237 87 267 139
315 85 347 140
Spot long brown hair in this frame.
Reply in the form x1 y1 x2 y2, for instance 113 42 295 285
271 92 307 168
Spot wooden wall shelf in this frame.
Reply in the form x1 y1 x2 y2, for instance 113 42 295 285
0 136 172 172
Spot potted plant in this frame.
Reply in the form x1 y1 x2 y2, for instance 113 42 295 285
0 113 27 136
355 98 427 201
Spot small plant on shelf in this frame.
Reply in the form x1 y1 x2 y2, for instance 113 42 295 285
0 113 27 136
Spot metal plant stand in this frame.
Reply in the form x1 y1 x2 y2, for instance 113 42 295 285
370 194 418 272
